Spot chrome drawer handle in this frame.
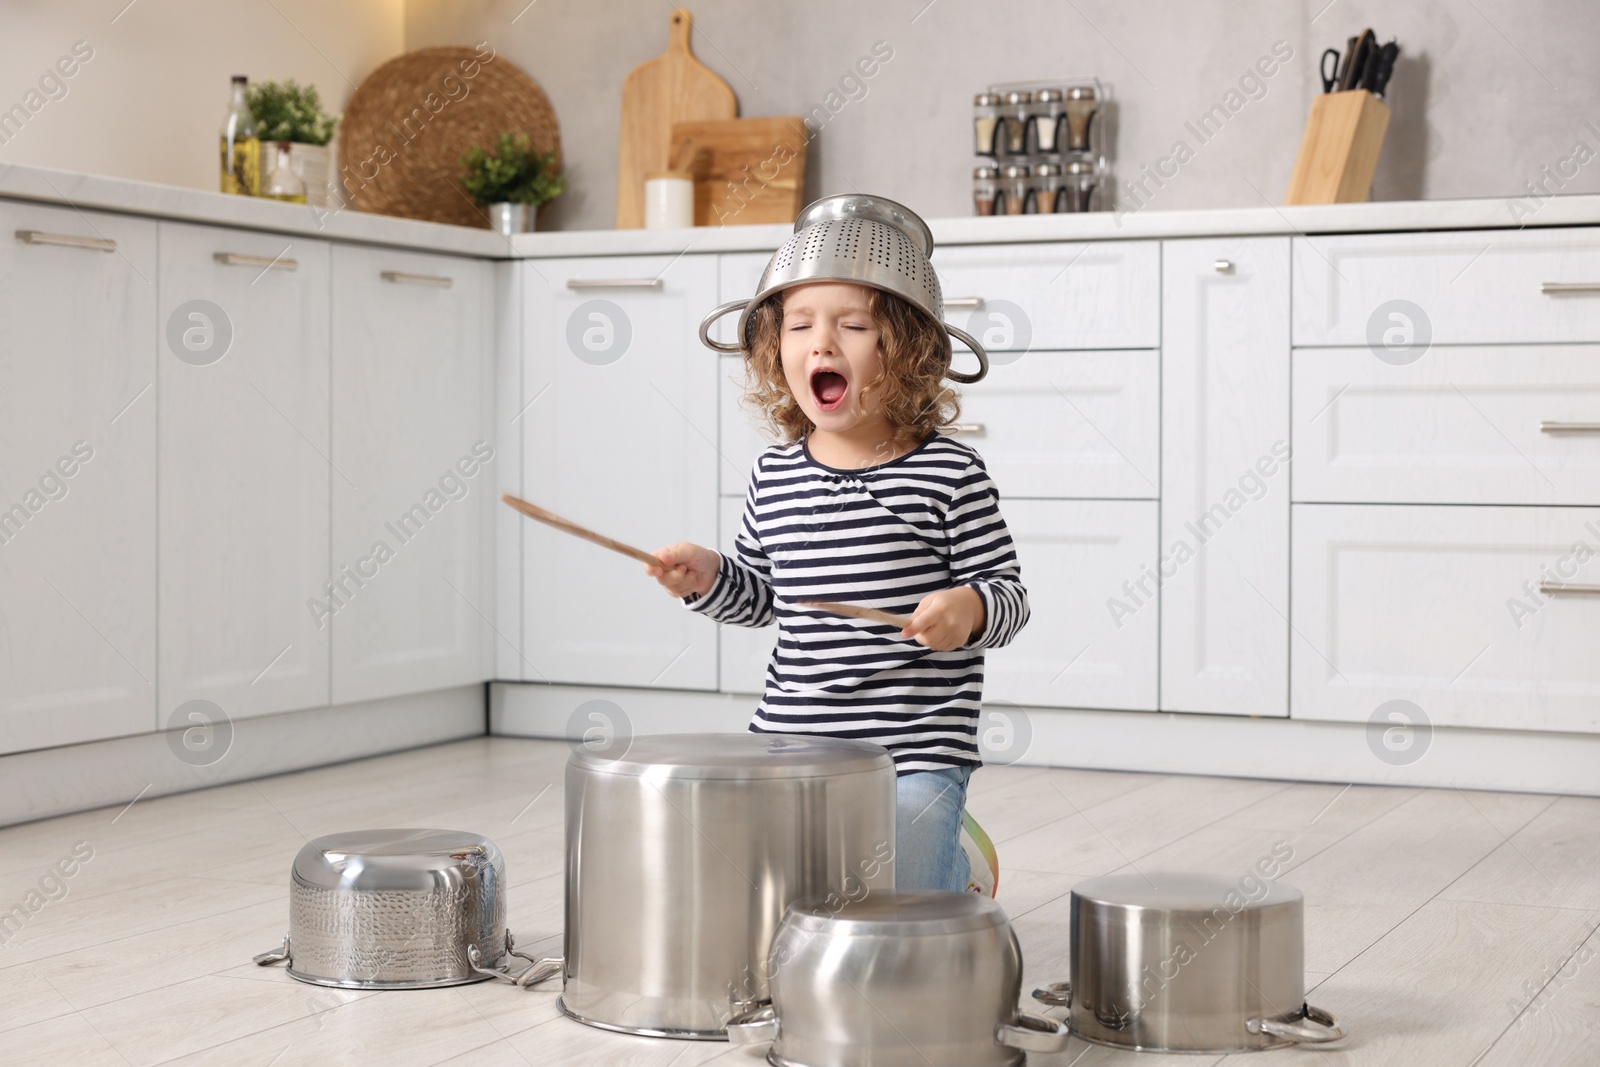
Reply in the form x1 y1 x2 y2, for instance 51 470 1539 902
944 296 984 310
1540 421 1600 434
1539 582 1600 596
1213 259 1234 273
566 278 662 290
16 229 117 252
214 252 298 271
382 270 453 288
1540 282 1600 295
946 423 985 435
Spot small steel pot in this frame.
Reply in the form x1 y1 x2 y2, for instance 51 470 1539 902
728 892 1068 1067
253 828 560 990
1031 872 1345 1053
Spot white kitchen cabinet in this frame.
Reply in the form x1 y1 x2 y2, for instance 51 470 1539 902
714 251 768 346
950 349 1159 499
0 206 157 754
159 222 330 721
330 247 493 704
1291 504 1600 734
1292 344 1600 506
932 241 1160 352
1293 227 1600 346
521 255 720 690
720 353 781 496
1160 237 1291 717
717 495 775 694
984 499 1159 712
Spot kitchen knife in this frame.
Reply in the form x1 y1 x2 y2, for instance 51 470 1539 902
1371 41 1401 97
1336 35 1359 90
1344 28 1376 91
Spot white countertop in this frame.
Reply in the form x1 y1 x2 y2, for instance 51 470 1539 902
5 161 1598 261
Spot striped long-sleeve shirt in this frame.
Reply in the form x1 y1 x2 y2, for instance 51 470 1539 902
684 433 1029 775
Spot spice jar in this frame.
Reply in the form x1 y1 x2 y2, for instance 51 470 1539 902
973 92 1002 157
1063 158 1098 212
1000 91 1032 157
1032 162 1062 214
1064 85 1097 153
972 165 1000 216
999 163 1031 215
1032 89 1064 155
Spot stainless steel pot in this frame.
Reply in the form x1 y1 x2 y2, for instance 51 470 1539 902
252 828 559 990
1031 872 1345 1053
727 891 1068 1066
561 732 896 1039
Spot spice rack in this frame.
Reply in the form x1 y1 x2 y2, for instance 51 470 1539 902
972 77 1112 216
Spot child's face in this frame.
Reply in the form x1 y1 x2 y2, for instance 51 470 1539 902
778 283 886 435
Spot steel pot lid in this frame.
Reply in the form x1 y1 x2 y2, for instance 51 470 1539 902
785 890 1011 936
1072 871 1302 913
290 829 502 892
568 731 892 780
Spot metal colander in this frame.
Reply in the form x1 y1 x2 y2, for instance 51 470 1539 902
698 194 989 383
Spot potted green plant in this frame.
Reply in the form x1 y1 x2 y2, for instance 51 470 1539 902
459 132 566 235
246 79 339 206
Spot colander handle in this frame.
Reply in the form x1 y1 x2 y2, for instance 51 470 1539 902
944 323 991 384
698 299 748 354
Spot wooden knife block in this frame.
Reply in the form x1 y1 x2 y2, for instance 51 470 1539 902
1284 89 1390 205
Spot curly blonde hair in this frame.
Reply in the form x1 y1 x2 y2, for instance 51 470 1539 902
739 285 961 446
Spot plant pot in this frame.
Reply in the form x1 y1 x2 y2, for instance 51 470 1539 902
487 202 537 236
288 143 333 208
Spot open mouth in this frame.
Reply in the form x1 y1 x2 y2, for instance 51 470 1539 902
810 368 849 413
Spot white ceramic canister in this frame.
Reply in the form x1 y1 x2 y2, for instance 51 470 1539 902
644 170 695 228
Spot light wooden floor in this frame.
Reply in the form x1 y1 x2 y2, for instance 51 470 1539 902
1 737 1595 1066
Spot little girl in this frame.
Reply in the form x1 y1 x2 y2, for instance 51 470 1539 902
647 195 1028 893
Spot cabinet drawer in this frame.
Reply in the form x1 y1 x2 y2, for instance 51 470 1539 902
1293 345 1600 505
932 241 1159 351
1291 504 1600 733
720 351 1159 500
984 499 1158 712
948 350 1158 498
1294 228 1600 346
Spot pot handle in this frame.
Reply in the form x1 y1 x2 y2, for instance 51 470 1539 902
467 931 564 989
996 1010 1070 1053
726 1002 778 1046
1031 980 1072 1007
699 299 748 354
253 934 291 966
1248 1004 1345 1044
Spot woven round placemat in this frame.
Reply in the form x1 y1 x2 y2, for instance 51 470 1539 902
338 46 561 229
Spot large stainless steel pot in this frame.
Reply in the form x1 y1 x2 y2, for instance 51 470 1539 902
1031 872 1345 1053
562 732 897 1039
727 891 1069 1066
252 829 559 990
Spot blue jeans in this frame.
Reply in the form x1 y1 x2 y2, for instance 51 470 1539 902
894 766 973 892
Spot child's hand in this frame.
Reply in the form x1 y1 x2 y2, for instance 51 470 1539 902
646 543 720 598
901 586 986 651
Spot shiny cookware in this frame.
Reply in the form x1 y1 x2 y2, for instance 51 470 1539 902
562 732 896 1039
728 891 1068 1066
252 828 558 990
1031 872 1345 1052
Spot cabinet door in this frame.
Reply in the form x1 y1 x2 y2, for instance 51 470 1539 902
717 496 776 694
330 248 493 704
1160 237 1291 717
984 500 1159 711
521 256 720 689
0 206 157 753
1292 504 1600 733
159 222 330 720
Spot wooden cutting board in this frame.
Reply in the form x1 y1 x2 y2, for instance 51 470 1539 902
670 116 809 226
615 8 737 229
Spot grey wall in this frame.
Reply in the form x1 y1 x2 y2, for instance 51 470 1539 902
404 0 1600 231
